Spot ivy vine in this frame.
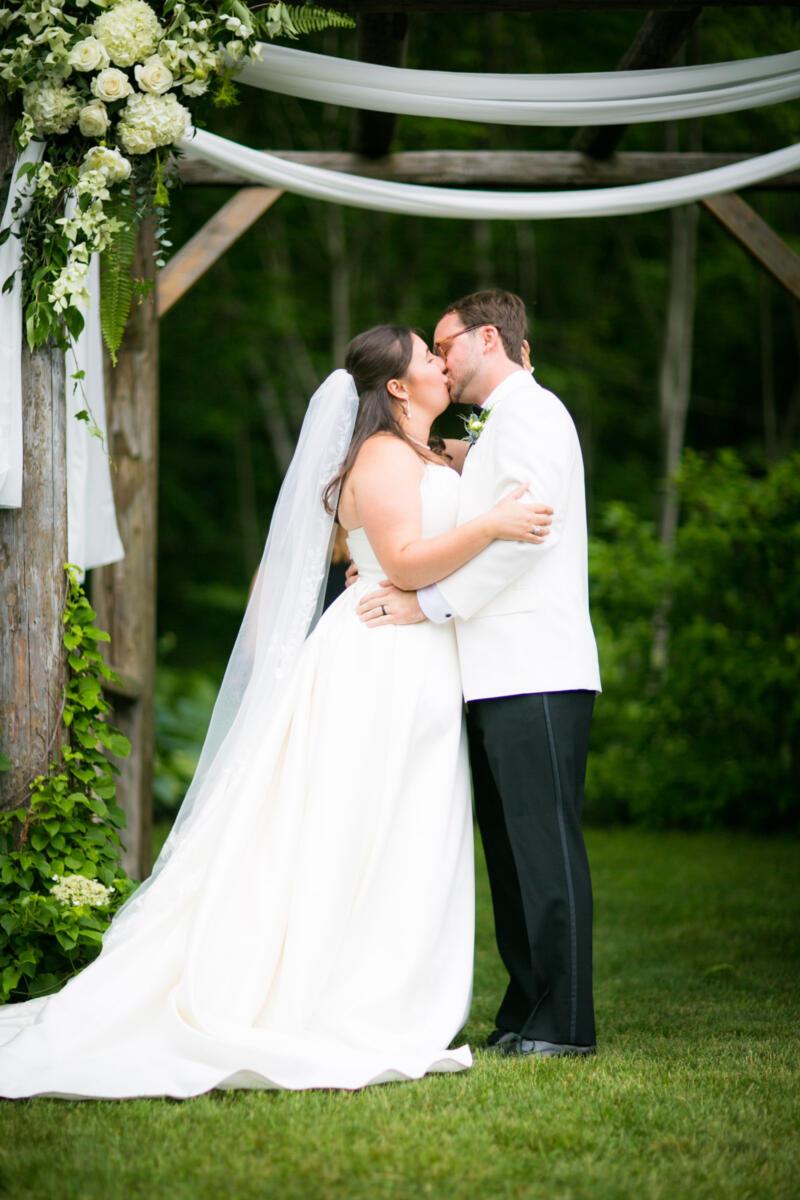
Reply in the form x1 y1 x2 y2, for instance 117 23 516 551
0 565 138 1003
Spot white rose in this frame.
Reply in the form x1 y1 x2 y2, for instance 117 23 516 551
81 145 132 183
91 67 134 102
117 91 190 155
93 0 162 68
68 36 110 72
134 55 173 95
78 100 109 137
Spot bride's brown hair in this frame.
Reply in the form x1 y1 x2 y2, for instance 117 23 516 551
323 324 444 514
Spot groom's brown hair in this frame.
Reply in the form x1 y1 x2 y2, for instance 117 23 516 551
440 290 528 366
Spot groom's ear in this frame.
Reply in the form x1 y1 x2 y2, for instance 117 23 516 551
480 325 503 354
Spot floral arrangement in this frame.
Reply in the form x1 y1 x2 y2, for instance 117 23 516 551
0 1 354 362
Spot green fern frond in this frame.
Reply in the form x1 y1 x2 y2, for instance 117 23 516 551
270 4 356 38
99 186 139 366
288 6 356 34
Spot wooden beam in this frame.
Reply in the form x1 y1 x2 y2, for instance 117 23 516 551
92 221 159 879
571 8 703 160
701 192 800 301
352 13 409 158
324 1 792 12
157 186 282 317
176 150 800 190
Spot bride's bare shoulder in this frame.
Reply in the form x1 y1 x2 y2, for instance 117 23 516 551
352 433 421 475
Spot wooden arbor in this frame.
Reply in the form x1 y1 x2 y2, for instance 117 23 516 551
1 0 798 878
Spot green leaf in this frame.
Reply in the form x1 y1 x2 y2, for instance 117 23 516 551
30 828 49 851
76 678 102 709
99 185 139 364
2 966 21 995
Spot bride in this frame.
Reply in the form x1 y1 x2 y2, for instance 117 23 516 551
0 324 551 1098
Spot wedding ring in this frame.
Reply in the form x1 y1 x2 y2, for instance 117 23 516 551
381 605 387 616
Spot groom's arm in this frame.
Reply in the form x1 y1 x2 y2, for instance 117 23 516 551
435 399 576 622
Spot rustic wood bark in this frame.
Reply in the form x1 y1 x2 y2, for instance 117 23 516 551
570 9 702 160
700 192 800 302
352 13 409 158
91 221 158 878
177 150 800 190
0 350 68 809
157 187 283 317
0 102 70 810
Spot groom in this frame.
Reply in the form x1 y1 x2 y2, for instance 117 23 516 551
358 290 601 1058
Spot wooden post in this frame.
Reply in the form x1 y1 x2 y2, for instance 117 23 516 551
1 105 69 809
91 220 158 878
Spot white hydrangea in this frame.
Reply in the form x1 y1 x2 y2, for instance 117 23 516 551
134 54 173 95
117 91 190 155
23 78 81 135
50 873 114 908
78 99 110 138
93 0 162 68
67 36 110 72
91 66 133 102
81 145 132 183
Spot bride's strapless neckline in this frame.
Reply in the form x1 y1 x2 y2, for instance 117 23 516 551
341 461 457 539
344 461 460 587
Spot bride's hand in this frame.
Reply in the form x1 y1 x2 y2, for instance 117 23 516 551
487 486 553 543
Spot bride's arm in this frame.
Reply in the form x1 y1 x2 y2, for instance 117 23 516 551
350 436 544 592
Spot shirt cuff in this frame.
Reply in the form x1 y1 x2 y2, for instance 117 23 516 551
417 583 454 624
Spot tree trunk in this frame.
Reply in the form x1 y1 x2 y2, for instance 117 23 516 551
327 207 351 368
651 199 698 670
91 220 158 878
657 200 698 551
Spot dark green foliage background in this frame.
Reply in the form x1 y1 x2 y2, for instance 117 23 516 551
153 8 800 830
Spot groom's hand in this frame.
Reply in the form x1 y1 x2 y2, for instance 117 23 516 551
357 581 426 627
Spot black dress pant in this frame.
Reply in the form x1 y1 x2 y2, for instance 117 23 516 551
467 689 596 1046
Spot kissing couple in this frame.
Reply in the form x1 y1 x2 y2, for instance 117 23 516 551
0 289 601 1099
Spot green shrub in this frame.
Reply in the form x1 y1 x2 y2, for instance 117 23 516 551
0 567 137 1002
586 450 800 830
153 665 216 820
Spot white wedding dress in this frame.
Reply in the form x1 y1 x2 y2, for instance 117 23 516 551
0 462 474 1098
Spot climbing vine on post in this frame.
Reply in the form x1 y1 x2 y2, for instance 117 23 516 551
0 566 137 1003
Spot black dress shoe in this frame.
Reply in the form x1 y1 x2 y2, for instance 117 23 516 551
483 1030 521 1053
508 1039 597 1059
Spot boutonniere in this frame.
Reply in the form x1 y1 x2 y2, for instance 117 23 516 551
461 406 493 445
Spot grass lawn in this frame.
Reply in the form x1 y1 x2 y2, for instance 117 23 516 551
1 828 798 1200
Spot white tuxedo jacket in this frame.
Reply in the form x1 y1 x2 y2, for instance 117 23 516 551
438 370 601 702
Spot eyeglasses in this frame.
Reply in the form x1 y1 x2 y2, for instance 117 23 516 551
434 323 485 358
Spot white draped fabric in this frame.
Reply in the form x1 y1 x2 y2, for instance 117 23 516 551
181 129 800 221
236 45 800 125
0 141 43 510
0 158 123 571
65 251 124 573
